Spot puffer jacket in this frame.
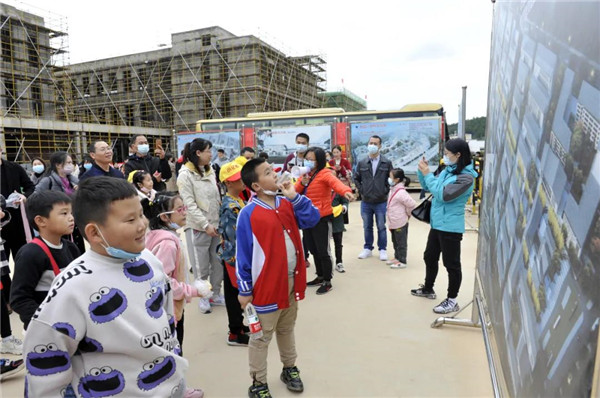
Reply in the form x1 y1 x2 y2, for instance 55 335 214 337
418 163 478 233
35 171 78 194
294 168 351 218
386 183 417 229
177 162 221 231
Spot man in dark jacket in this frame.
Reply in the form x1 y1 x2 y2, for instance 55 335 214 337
79 140 125 181
0 145 35 300
123 134 172 191
353 135 392 262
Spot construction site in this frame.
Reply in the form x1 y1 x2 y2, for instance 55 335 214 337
0 2 352 164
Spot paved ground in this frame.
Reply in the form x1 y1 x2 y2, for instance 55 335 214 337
1 198 492 397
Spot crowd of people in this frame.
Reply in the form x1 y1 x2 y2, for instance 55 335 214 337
0 133 477 396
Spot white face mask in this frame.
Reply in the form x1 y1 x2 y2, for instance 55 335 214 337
137 144 150 155
367 144 379 155
63 164 74 175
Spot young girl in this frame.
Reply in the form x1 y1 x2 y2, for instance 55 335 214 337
130 170 156 201
143 193 212 354
386 169 417 268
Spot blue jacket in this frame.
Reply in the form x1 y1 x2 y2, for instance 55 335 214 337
418 163 478 233
79 162 125 181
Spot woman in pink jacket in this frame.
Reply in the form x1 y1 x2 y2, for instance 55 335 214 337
386 169 417 268
143 193 212 355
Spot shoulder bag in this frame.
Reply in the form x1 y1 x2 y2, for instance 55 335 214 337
411 194 432 223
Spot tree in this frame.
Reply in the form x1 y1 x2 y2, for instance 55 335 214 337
447 116 487 140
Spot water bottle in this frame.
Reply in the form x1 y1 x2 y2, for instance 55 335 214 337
244 303 263 339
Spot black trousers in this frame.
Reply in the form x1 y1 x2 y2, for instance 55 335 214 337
304 217 333 282
390 224 409 263
1 289 12 338
176 311 184 356
1 273 11 304
332 231 343 265
423 228 463 299
222 262 244 334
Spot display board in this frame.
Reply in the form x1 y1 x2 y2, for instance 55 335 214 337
477 1 600 397
255 125 332 165
176 131 241 162
350 117 441 175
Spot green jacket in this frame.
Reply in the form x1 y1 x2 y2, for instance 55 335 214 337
331 193 349 234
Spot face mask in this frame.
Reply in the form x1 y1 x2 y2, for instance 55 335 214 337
388 178 396 186
95 225 141 260
137 144 150 155
140 187 151 193
367 144 379 155
259 185 278 196
32 165 44 174
304 160 315 170
84 163 92 171
443 155 456 166
168 222 181 230
63 164 74 175
296 144 308 153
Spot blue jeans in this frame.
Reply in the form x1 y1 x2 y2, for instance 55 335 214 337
361 201 387 251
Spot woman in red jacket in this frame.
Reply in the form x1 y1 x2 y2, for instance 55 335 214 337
329 145 353 188
296 147 354 294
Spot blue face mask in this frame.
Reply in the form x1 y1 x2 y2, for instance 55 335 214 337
84 163 92 171
296 144 308 153
388 177 396 186
304 160 315 170
32 165 45 174
168 222 181 230
367 144 379 155
443 155 456 166
137 144 150 155
95 225 141 260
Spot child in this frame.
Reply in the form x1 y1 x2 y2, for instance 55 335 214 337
10 191 80 330
237 158 320 397
143 193 212 354
386 169 417 268
129 170 156 201
331 193 349 273
217 162 250 347
0 206 23 356
22 177 202 397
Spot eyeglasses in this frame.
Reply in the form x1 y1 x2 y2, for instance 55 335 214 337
158 206 187 217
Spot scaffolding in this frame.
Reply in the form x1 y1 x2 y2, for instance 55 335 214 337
0 5 327 164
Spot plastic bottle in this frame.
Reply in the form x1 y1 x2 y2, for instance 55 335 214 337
244 303 263 339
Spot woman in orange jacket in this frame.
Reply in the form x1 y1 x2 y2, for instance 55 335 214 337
295 147 354 294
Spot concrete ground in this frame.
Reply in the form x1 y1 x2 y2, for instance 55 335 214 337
1 199 492 397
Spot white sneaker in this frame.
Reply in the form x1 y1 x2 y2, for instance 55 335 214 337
385 259 398 265
210 294 225 306
390 261 407 269
379 250 388 261
198 297 212 314
433 298 460 314
335 263 346 273
357 249 372 259
0 335 23 355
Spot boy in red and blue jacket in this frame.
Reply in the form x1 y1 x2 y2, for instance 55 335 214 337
236 158 319 398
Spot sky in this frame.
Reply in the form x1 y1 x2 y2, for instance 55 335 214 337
5 0 494 124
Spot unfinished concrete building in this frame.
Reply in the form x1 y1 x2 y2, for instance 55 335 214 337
319 88 367 112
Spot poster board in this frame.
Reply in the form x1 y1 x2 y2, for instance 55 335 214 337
176 131 241 162
255 124 332 165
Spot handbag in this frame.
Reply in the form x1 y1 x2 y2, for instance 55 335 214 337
411 195 432 223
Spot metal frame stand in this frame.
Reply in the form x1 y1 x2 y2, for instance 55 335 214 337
431 298 481 329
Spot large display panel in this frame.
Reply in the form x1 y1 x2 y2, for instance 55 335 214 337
478 1 600 396
176 131 241 161
350 117 441 175
255 125 332 164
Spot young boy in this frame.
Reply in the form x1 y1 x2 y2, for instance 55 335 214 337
217 162 250 346
22 177 201 397
237 158 320 397
10 191 80 330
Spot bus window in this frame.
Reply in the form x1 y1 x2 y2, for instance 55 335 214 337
271 118 302 127
305 117 337 125
203 121 236 131
345 115 377 122
239 120 270 129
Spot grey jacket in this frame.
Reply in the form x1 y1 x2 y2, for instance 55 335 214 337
35 171 78 193
354 155 392 203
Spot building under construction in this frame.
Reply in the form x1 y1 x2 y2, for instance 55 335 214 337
0 3 327 164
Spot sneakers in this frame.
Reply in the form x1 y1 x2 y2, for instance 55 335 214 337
280 366 304 392
0 335 23 355
198 297 212 314
433 298 460 314
410 284 437 299
357 249 372 259
316 281 332 295
385 259 398 265
306 277 323 286
227 331 250 347
335 263 346 273
390 261 407 269
210 294 226 306
0 358 24 381
379 249 388 261
248 381 272 398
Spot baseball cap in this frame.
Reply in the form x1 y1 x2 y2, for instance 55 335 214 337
219 161 242 182
233 156 248 167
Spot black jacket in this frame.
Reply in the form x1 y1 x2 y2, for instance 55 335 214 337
124 154 172 191
354 155 392 203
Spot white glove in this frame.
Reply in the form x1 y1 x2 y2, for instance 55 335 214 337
194 279 213 299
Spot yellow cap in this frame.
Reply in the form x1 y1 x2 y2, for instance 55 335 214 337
219 162 242 182
234 156 248 167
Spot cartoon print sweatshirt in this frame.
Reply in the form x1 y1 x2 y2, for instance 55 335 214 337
23 249 189 398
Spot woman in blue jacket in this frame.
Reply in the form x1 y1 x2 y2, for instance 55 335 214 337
411 138 478 314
